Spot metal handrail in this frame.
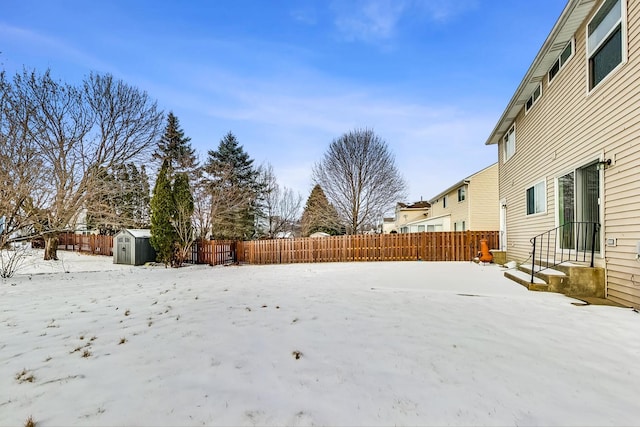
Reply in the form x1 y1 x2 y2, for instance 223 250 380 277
529 222 600 284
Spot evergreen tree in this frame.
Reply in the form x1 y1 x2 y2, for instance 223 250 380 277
204 132 261 240
300 184 343 236
153 112 196 173
131 164 151 228
86 163 151 234
150 159 177 265
172 172 194 266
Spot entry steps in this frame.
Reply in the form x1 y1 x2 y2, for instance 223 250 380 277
503 260 604 298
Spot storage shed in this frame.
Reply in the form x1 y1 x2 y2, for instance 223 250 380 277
113 229 156 265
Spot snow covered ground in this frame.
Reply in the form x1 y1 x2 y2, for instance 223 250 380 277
1 251 639 426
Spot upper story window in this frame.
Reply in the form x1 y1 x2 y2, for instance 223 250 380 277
457 187 466 202
503 124 516 162
525 83 542 113
588 0 624 90
443 196 448 209
548 40 574 83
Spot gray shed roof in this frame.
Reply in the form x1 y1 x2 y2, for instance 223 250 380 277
123 229 152 239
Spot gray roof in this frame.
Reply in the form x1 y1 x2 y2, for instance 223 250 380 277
121 229 152 239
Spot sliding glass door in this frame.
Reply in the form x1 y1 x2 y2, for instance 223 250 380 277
557 162 600 252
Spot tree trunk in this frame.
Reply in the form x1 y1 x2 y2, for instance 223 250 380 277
43 235 59 260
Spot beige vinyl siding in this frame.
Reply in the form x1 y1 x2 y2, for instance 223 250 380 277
430 189 468 230
429 196 449 220
468 163 499 230
498 0 640 307
450 189 469 230
397 210 429 225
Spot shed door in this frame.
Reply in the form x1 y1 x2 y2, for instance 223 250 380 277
117 236 132 264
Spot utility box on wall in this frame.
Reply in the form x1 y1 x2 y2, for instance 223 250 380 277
113 229 156 265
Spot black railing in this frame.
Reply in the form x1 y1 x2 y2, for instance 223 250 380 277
530 222 600 284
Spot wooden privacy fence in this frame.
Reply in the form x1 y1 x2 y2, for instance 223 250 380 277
58 233 114 256
55 231 499 265
195 231 499 265
192 240 240 266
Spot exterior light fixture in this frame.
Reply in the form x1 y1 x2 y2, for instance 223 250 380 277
597 159 612 170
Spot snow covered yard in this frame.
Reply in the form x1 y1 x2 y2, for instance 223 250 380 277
1 252 639 426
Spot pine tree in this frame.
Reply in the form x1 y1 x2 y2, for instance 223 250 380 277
85 163 151 234
153 112 196 173
204 132 261 240
300 185 343 236
150 159 177 266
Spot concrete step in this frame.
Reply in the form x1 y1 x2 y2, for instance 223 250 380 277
504 268 548 292
519 264 569 288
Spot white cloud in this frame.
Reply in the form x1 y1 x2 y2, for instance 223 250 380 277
0 23 115 75
329 0 478 44
331 0 407 42
143 61 498 203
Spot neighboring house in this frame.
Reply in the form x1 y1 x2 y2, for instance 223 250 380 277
309 232 330 238
484 0 639 308
427 163 499 232
386 201 431 234
381 217 396 234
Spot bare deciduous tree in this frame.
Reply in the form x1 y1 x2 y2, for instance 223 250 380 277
257 164 302 238
204 163 256 240
0 71 46 254
171 173 194 267
312 128 406 234
4 69 162 260
191 168 212 240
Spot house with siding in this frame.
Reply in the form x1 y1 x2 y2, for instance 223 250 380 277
485 0 640 308
426 163 499 232
385 201 431 234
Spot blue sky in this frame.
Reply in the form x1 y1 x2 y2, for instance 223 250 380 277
2 0 566 206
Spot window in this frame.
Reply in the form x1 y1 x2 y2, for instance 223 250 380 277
457 187 466 202
588 0 623 90
400 226 408 233
454 221 466 232
503 124 515 162
525 83 542 113
548 40 574 83
526 181 546 215
417 225 425 232
443 196 448 208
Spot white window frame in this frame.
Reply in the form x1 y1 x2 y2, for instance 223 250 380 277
524 83 542 114
587 0 626 92
454 221 467 232
457 187 466 202
526 180 546 216
548 39 575 85
503 124 516 163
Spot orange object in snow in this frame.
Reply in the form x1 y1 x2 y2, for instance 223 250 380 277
478 239 493 263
